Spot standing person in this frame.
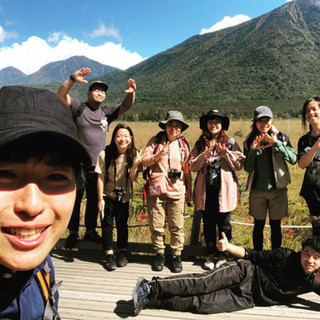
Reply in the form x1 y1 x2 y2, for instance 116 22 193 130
243 106 297 250
142 111 191 273
57 67 136 249
95 124 141 271
189 110 245 270
133 233 320 315
0 86 90 319
298 97 320 236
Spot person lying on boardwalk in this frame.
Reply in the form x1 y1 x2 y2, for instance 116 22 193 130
0 86 90 319
133 233 320 315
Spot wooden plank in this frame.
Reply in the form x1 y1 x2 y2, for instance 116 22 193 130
52 250 320 320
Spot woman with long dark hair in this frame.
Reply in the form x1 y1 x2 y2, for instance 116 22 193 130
95 123 141 271
190 110 245 270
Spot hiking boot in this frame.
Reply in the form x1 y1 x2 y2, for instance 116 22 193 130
64 232 78 249
116 250 128 267
152 253 165 271
133 277 151 316
202 254 216 271
84 230 102 243
104 254 116 271
171 255 182 273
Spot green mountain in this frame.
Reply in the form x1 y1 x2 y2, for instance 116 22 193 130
92 0 320 120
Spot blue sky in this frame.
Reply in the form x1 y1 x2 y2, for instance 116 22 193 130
0 0 292 75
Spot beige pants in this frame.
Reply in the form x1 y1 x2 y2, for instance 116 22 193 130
147 194 185 255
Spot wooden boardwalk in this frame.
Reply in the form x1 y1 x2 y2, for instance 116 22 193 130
52 243 320 320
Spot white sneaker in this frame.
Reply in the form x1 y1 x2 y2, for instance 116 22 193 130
215 258 227 269
202 255 215 270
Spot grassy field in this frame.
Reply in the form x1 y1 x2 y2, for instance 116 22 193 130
76 119 311 252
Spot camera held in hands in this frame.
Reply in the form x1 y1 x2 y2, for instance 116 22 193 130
113 187 126 202
206 161 221 188
168 169 182 180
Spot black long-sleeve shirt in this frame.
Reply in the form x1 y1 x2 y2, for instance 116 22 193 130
246 247 320 306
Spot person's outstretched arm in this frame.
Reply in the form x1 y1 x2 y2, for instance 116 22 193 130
118 78 136 115
57 67 91 106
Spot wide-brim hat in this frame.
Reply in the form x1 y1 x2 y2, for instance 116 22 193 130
159 110 189 132
0 86 91 168
89 80 109 92
200 109 230 131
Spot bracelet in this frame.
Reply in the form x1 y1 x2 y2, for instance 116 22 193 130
69 75 76 82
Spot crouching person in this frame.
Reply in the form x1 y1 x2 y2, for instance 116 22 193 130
133 232 320 315
0 86 91 319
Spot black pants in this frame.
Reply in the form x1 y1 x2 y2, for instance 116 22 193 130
304 196 320 236
101 197 129 251
202 186 232 255
68 167 99 233
152 259 254 314
253 219 281 250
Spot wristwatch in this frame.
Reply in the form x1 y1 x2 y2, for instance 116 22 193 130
69 75 76 82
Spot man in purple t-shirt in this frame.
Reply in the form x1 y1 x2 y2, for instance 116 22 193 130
57 67 136 248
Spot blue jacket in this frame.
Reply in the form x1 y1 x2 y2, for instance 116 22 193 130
0 255 60 320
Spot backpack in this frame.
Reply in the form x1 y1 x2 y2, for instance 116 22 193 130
73 102 119 124
35 263 61 320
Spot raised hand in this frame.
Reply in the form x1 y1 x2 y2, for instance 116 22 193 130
218 232 229 252
204 143 214 158
72 68 91 83
154 142 169 161
125 78 136 93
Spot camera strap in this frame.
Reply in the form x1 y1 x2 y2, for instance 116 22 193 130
167 137 186 170
113 159 131 196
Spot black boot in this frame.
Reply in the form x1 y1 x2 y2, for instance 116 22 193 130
171 255 182 273
152 253 165 271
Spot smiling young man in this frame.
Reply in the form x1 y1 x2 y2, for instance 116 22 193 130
57 67 136 249
133 233 320 315
0 86 91 319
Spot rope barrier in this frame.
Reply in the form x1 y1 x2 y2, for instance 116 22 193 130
81 214 312 229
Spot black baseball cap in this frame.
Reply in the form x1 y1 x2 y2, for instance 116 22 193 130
89 80 109 92
0 86 91 167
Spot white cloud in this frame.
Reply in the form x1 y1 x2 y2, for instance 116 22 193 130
0 25 18 42
200 14 251 35
47 31 66 43
89 23 121 40
0 35 145 74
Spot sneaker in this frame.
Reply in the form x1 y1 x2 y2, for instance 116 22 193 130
133 277 150 316
104 254 116 271
202 255 216 271
116 250 128 267
84 230 102 243
64 232 78 249
171 255 182 273
152 254 165 271
215 258 228 269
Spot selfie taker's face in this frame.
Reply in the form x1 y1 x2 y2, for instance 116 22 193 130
0 155 76 271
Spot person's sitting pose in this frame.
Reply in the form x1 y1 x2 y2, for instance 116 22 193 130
0 86 90 319
133 233 320 315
